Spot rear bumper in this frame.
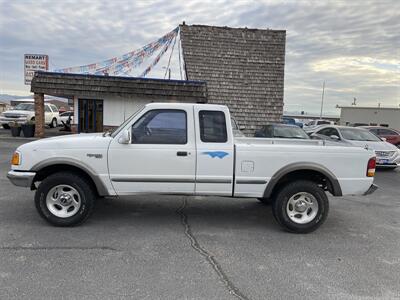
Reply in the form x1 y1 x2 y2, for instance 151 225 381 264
7 170 36 188
376 163 399 168
363 184 378 196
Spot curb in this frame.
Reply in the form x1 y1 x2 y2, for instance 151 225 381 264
0 136 38 142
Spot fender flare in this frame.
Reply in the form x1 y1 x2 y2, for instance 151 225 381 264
263 162 342 198
31 157 110 196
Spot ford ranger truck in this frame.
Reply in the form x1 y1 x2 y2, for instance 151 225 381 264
7 103 378 233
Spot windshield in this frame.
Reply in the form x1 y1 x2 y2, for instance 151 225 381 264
110 106 145 138
14 103 34 111
341 128 381 141
273 126 309 139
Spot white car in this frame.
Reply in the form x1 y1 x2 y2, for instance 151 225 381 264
59 111 74 125
0 102 60 129
7 103 377 233
303 119 334 131
311 125 400 169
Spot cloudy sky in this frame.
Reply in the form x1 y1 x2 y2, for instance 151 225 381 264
0 0 399 115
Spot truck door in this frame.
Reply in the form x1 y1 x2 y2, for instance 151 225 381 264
108 107 196 195
193 106 234 196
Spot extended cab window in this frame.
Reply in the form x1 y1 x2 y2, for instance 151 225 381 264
132 109 187 144
199 110 227 143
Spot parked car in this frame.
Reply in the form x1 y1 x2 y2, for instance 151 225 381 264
282 117 303 128
0 102 60 129
8 103 377 233
255 124 309 139
303 119 334 131
59 111 74 125
363 126 400 148
311 125 400 169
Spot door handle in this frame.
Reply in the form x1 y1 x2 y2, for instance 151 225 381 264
177 151 188 156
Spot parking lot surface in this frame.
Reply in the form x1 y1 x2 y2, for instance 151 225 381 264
0 137 399 299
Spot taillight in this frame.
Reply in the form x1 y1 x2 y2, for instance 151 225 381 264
367 157 376 177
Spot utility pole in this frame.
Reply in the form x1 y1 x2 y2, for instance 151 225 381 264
320 81 325 119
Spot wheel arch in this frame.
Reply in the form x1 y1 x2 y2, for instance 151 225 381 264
263 162 342 198
31 158 109 196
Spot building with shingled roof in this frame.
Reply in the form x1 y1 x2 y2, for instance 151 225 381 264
180 23 286 134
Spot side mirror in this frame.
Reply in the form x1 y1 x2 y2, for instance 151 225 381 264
118 129 131 144
330 135 340 141
381 137 387 142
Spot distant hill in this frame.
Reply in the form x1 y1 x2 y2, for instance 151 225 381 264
0 94 32 104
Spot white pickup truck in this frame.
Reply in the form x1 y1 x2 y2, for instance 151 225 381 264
8 103 377 233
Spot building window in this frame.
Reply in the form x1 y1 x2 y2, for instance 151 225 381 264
199 110 227 143
132 109 187 144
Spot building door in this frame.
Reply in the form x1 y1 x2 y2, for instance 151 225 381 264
78 99 103 133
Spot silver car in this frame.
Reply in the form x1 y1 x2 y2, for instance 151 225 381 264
311 125 400 169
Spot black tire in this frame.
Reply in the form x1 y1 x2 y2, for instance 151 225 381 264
34 172 96 226
2 124 10 129
50 118 57 128
257 197 272 205
272 180 329 233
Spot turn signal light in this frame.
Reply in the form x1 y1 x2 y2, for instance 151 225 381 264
367 157 376 177
11 152 21 166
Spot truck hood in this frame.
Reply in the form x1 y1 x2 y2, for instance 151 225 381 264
18 133 113 150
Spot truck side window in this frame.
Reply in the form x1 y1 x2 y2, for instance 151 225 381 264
45 105 51 112
132 109 187 144
199 110 227 143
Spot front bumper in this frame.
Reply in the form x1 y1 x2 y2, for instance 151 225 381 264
0 117 29 125
7 170 36 188
363 184 378 196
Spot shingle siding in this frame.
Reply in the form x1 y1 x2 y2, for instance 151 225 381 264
31 71 208 103
180 24 285 134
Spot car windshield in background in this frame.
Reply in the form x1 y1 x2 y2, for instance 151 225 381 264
274 126 309 139
341 128 381 141
14 103 34 111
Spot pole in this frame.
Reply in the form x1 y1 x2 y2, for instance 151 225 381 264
320 81 325 119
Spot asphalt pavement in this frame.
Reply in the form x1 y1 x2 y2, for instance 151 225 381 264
0 137 399 299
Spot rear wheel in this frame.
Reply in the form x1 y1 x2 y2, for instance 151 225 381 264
272 180 329 233
35 172 96 226
2 124 10 129
50 118 57 128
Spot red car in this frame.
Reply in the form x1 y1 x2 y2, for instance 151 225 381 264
364 126 400 148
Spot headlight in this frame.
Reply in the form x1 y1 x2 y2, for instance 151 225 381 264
11 151 21 166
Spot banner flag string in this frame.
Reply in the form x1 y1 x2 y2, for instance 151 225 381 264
54 27 179 77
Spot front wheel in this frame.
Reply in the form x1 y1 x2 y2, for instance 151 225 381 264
35 172 95 226
272 180 329 233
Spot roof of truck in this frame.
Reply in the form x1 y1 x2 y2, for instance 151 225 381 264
145 102 228 110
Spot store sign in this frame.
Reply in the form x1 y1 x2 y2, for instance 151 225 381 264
24 54 49 85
